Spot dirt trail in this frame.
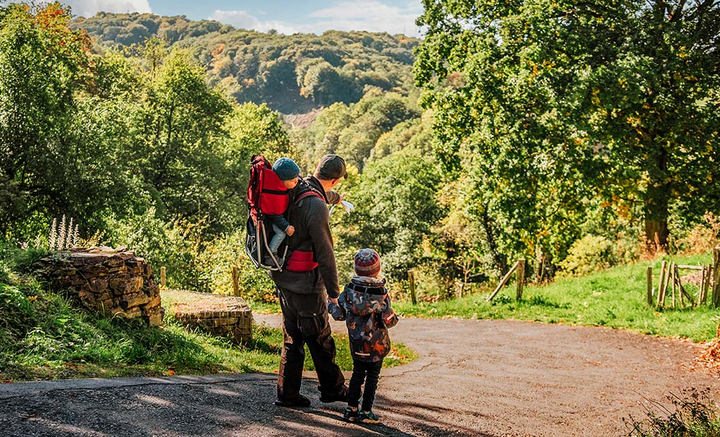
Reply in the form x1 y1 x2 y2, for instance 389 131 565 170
0 316 717 436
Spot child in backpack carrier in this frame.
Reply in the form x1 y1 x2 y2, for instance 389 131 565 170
266 157 301 259
328 248 398 424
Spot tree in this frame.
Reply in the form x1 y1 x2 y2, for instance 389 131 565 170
338 148 443 279
415 0 720 253
138 49 233 232
0 3 92 238
223 102 293 224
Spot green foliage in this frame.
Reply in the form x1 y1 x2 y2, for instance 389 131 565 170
625 388 720 437
294 92 421 171
103 208 205 289
558 235 618 278
0 3 93 240
337 147 443 280
138 49 234 232
414 0 720 260
393 252 719 342
193 229 276 302
0 253 415 381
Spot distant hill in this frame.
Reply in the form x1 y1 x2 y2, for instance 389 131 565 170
72 13 419 114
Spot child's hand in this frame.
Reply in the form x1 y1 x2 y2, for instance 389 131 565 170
286 225 295 236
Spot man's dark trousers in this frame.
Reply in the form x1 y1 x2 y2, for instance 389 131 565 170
277 287 346 401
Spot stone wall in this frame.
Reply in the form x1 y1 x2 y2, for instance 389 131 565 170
37 247 163 326
174 295 252 343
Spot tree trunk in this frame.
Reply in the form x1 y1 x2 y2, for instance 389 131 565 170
481 202 507 274
645 147 670 253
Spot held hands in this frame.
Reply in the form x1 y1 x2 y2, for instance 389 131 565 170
328 297 339 305
286 225 295 236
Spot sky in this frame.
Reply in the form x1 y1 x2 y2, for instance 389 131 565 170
35 0 425 37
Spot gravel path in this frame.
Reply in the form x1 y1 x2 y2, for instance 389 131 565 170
0 315 717 436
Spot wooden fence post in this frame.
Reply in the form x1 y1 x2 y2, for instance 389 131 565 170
646 266 653 306
657 261 667 307
671 263 677 308
408 270 417 305
701 264 711 305
232 266 240 297
698 266 707 306
712 247 720 307
516 259 525 301
160 266 166 289
487 260 520 302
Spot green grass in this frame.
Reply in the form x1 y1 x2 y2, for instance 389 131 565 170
0 283 415 382
0 247 415 382
393 253 720 342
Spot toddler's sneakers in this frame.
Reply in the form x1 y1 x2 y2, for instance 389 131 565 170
358 410 380 424
343 406 359 422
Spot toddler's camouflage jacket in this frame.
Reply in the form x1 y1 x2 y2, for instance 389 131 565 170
329 276 398 362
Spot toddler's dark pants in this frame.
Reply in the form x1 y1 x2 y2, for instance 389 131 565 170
348 358 383 411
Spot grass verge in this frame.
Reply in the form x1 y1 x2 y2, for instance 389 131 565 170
392 253 720 342
0 249 415 382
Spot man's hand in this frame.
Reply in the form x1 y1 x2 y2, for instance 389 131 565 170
328 297 339 305
286 225 295 236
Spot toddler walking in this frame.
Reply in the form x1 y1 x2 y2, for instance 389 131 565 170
329 248 398 424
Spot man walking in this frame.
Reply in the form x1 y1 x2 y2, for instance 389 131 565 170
271 154 349 407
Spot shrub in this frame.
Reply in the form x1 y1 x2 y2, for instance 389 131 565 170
103 208 203 290
194 230 275 302
624 388 720 436
558 235 617 278
673 212 720 255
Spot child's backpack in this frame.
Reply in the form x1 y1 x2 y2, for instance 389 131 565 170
245 155 290 271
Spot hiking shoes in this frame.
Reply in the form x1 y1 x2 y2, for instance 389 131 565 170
358 410 380 424
319 386 348 403
274 395 311 408
343 407 359 422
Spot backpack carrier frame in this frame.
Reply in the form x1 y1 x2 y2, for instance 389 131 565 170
245 155 289 271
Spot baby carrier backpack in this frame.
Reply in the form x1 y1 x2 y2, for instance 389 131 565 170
245 155 290 271
245 155 326 272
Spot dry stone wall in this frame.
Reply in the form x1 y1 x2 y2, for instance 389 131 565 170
37 247 163 326
174 294 252 343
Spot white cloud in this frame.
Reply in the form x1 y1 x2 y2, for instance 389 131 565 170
308 0 422 35
209 9 298 34
210 0 423 36
62 0 151 17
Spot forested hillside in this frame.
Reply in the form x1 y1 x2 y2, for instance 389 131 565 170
71 13 418 113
